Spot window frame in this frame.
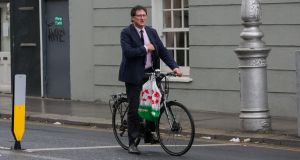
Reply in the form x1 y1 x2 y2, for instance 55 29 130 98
152 0 192 82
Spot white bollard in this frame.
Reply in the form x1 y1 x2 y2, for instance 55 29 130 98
12 74 26 149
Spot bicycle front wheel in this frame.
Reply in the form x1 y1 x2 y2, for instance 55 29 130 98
157 101 195 156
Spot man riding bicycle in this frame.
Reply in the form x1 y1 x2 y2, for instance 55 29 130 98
118 5 182 155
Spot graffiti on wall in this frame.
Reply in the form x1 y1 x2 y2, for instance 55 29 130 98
47 21 65 42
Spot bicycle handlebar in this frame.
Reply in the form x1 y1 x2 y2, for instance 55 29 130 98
145 70 177 79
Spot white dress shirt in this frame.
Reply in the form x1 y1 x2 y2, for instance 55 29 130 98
135 26 152 69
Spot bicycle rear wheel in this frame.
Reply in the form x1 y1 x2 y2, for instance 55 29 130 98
157 101 195 156
112 98 130 150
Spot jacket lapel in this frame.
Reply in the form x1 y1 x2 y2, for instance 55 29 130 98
145 27 155 44
145 27 158 58
129 24 143 45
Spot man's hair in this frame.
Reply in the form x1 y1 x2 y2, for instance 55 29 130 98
130 5 147 17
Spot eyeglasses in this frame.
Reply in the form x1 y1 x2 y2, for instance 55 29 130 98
135 14 147 18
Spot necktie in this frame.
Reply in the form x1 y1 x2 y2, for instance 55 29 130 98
140 30 144 45
140 29 152 69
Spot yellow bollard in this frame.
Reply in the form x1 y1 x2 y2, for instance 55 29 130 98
12 74 26 150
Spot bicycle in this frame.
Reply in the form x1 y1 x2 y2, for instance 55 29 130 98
109 70 195 156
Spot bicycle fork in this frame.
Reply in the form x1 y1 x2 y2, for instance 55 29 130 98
162 101 180 132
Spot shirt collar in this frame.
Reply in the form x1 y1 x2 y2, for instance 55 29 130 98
134 25 145 34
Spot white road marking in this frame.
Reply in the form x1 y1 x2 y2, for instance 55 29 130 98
0 150 71 160
0 146 10 150
25 145 122 152
24 143 240 153
143 144 240 147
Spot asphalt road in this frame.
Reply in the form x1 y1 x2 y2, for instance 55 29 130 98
0 119 299 160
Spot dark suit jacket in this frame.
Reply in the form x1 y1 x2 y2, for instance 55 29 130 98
119 24 178 84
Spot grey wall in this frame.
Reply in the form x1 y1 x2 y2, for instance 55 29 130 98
70 0 151 102
186 0 300 117
69 0 94 101
70 0 300 118
0 3 10 51
92 0 151 103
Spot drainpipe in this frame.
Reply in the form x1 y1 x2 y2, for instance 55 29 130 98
296 50 300 137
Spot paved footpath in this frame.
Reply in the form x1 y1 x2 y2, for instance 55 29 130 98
0 94 299 148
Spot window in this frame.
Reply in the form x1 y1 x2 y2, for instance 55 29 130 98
152 0 191 81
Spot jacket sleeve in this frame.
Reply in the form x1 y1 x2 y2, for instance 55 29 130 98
120 29 147 59
153 29 178 70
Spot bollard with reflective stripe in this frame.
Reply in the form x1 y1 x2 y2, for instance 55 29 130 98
12 74 26 150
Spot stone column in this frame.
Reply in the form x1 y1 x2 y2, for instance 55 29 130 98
234 0 271 131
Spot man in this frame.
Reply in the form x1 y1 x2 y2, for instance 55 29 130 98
119 5 182 154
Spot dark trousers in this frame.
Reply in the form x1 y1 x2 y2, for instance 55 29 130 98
126 69 155 146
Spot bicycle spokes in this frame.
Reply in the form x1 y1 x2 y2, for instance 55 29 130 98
119 120 127 136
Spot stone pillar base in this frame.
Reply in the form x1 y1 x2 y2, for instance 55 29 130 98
240 117 271 132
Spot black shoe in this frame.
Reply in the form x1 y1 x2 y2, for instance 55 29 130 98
128 145 141 155
144 133 159 144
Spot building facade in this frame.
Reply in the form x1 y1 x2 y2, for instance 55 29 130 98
0 0 10 93
2 0 300 118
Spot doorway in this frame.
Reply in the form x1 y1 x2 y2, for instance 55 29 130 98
10 0 41 96
44 0 70 99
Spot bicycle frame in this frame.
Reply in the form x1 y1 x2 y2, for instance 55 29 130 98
109 93 126 113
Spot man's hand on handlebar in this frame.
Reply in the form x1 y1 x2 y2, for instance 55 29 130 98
173 68 183 77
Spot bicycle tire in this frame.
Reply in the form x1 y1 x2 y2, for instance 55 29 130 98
157 101 195 156
112 98 130 150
